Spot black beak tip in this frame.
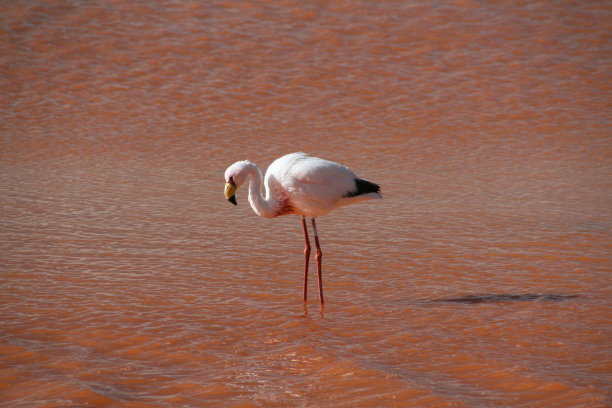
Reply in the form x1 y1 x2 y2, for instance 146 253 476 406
228 195 237 205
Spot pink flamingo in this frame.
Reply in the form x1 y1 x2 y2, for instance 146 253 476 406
224 152 381 306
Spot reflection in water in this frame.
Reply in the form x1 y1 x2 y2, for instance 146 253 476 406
301 302 325 319
1 1 611 407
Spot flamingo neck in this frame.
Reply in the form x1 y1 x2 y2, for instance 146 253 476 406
245 163 277 218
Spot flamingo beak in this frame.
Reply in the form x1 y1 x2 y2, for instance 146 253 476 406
224 182 237 205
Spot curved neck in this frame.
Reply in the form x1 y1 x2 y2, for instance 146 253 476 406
245 163 277 218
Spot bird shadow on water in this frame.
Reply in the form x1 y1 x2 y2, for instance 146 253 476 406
426 293 582 305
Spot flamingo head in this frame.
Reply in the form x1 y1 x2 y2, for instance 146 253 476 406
224 160 252 205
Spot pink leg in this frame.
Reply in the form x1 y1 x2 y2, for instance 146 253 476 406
301 216 311 302
311 218 324 306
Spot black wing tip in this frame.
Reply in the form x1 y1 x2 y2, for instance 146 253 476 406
344 178 381 198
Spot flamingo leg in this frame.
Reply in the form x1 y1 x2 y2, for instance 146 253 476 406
311 218 324 306
301 216 311 302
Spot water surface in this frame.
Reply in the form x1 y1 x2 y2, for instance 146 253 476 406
1 1 611 406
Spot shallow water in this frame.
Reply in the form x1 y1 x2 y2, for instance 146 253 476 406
1 1 611 407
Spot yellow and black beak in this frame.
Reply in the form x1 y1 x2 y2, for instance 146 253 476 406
224 182 237 205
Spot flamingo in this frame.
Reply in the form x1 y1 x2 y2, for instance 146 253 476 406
223 152 381 306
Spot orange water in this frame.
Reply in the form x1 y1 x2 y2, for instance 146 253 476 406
1 1 611 407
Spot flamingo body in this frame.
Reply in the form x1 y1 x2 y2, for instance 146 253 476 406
223 152 381 305
224 152 381 217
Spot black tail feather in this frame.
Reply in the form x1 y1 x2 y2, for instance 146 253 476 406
344 178 381 198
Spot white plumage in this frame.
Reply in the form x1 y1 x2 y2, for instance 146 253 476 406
223 152 381 306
